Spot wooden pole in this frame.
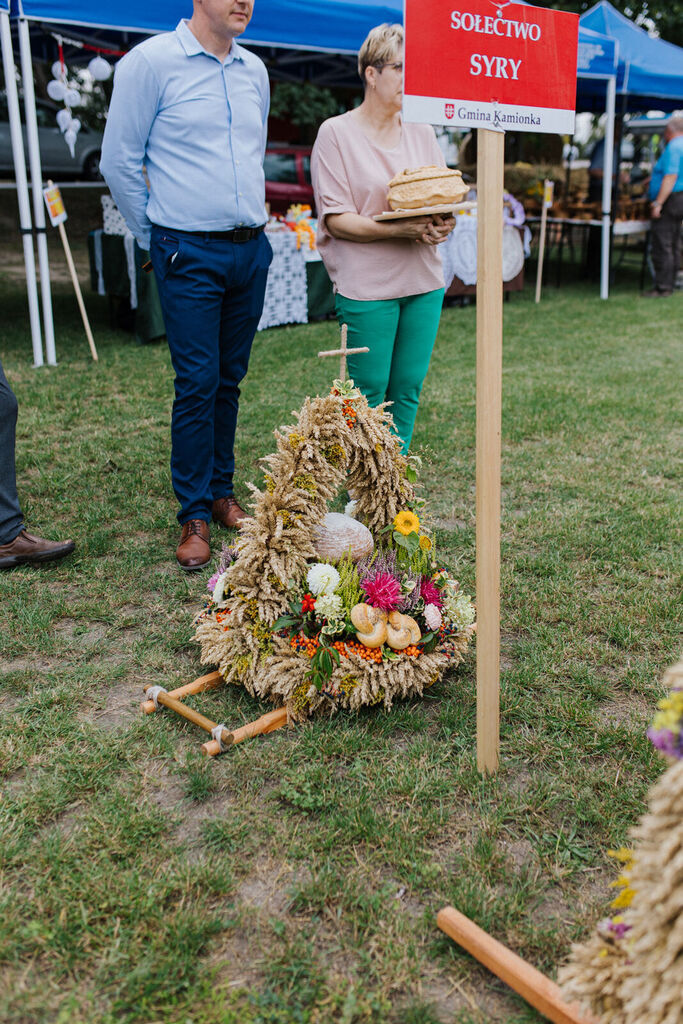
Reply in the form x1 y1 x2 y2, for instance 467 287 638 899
47 182 98 361
141 670 222 714
535 179 553 304
146 688 233 749
201 706 288 756
437 907 598 1024
475 128 503 775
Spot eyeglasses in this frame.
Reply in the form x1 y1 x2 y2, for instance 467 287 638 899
374 62 403 73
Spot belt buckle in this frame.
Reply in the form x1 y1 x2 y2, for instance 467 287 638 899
232 227 251 243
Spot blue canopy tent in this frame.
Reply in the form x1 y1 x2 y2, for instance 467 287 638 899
581 0 683 112
5 0 413 362
578 2 683 298
11 0 405 52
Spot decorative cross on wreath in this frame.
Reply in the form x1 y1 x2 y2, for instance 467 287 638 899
317 323 369 382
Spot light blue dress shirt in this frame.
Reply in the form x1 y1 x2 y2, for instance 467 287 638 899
100 20 269 250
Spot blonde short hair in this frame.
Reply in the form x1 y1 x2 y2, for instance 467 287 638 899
358 23 403 86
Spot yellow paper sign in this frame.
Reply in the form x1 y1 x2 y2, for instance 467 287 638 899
543 181 555 209
42 185 67 226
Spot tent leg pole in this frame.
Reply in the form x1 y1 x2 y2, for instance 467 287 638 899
18 17 56 365
600 75 616 300
0 12 43 367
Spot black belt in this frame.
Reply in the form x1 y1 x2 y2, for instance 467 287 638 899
154 224 265 243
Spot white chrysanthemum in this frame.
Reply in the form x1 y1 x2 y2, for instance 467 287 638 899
443 593 475 630
344 499 358 519
314 592 343 620
306 562 341 596
424 603 442 631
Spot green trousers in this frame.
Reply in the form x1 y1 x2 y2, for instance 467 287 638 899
336 288 444 452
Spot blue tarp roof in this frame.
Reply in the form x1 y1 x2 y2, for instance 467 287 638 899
12 0 405 53
581 0 683 107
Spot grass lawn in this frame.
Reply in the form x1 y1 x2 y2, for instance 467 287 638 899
0 248 680 1023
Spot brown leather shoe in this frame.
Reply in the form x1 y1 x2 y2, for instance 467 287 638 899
0 529 75 569
176 519 211 571
212 496 250 529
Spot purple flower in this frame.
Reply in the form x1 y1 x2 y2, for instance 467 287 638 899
207 571 220 594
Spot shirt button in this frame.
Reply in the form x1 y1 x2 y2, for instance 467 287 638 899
238 192 243 197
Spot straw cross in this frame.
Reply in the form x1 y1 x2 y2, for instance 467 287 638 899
318 323 369 382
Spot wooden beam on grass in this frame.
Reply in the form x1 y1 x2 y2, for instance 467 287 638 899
141 670 222 714
437 907 598 1024
201 706 288 756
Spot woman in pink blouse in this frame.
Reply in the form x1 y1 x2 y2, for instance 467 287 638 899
311 23 454 452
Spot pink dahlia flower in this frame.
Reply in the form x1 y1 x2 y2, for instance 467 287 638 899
420 577 443 609
361 571 401 611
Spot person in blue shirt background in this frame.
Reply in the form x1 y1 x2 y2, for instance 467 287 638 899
645 116 683 297
101 0 271 570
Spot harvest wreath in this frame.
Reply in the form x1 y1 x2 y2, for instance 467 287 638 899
193 380 474 720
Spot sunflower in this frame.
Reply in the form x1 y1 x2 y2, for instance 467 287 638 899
394 510 420 536
419 535 432 552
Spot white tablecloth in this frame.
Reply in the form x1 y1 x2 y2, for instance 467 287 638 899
441 218 526 287
258 230 308 331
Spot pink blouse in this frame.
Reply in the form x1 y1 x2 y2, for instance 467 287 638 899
311 111 446 301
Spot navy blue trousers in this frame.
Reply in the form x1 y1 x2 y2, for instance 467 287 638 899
150 227 271 524
0 358 23 545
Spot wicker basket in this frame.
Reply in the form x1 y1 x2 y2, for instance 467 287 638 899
387 165 468 210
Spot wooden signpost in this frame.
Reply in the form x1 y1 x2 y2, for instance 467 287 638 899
43 181 98 362
404 0 579 773
535 179 555 304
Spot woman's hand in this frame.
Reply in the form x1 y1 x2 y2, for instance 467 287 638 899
325 211 456 245
418 214 456 245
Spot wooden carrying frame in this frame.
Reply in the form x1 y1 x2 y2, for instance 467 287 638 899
141 671 288 756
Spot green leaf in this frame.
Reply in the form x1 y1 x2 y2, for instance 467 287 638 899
272 615 299 632
406 466 417 483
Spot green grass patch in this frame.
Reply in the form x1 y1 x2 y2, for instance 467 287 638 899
0 250 680 1022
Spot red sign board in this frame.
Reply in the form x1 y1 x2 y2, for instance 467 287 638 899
403 0 579 134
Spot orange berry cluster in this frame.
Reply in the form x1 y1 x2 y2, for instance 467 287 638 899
403 645 421 657
290 633 319 658
342 400 357 429
345 639 383 663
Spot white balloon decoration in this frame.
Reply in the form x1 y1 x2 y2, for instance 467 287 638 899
51 60 64 80
64 128 77 158
56 109 71 132
64 89 81 107
47 79 67 101
69 118 81 133
88 55 112 81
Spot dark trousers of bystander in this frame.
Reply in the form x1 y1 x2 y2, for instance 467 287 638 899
150 226 272 525
0 358 24 546
650 191 683 293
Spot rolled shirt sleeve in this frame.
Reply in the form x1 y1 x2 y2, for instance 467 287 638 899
311 121 358 228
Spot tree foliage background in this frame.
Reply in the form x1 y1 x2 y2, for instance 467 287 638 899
547 1 683 48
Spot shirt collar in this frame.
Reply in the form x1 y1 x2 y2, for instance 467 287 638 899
176 20 246 63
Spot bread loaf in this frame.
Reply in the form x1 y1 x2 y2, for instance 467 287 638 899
387 165 468 210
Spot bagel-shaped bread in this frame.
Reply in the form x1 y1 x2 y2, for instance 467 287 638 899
350 602 388 648
386 611 421 650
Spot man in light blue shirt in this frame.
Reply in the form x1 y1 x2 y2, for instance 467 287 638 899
645 116 683 297
101 0 272 569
